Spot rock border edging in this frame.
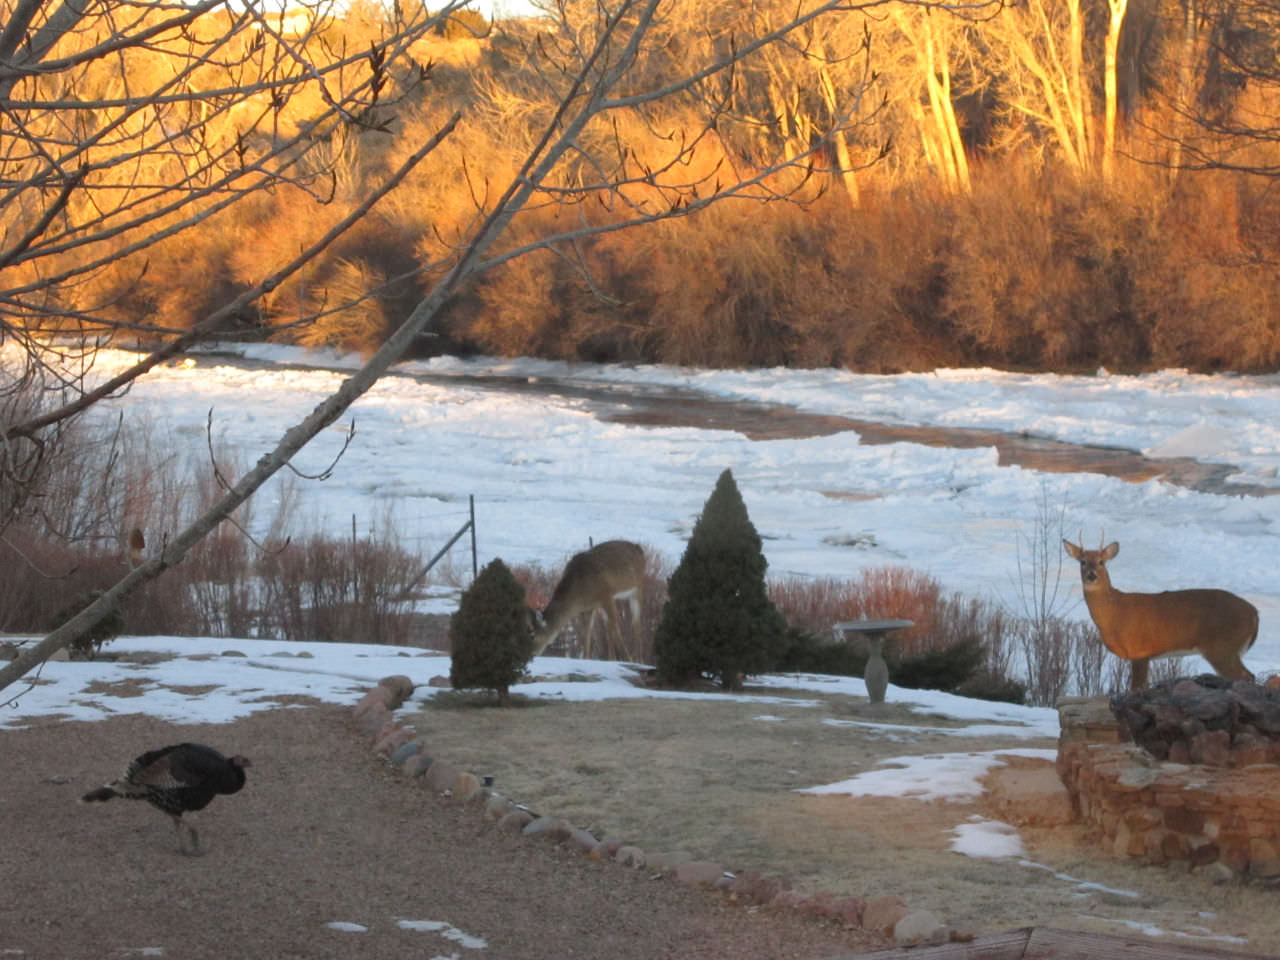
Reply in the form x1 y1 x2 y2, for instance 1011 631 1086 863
351 676 974 949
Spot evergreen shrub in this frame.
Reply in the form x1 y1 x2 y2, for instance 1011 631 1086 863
778 626 867 676
888 634 986 692
654 468 786 689
52 589 124 660
449 558 533 705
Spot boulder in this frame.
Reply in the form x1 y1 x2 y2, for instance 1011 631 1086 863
827 896 865 927
485 795 516 820
566 828 600 855
862 894 910 937
378 675 415 708
894 909 950 947
356 704 393 738
352 687 394 720
389 741 423 767
769 890 808 910
1112 675 1280 766
522 816 573 842
594 835 627 860
373 727 413 757
451 772 485 802
497 809 535 833
615 846 646 868
726 870 784 906
644 850 693 873
424 759 461 795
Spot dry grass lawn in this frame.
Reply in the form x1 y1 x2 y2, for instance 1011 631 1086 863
415 683 1269 951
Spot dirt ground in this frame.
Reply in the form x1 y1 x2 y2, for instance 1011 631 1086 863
0 704 891 960
416 685 1272 953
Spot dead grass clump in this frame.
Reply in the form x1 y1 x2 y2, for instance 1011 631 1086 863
771 566 944 658
770 566 1023 699
0 397 427 646
940 161 1155 370
1134 170 1280 371
255 530 421 645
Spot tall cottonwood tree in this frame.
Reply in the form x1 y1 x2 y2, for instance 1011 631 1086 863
984 0 1096 174
890 4 973 192
0 0 1002 695
1103 0 1132 181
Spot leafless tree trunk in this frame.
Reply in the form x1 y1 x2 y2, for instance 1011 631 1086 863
985 0 1095 175
1102 0 1131 183
892 6 972 192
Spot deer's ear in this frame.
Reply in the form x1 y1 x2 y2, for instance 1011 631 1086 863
1103 542 1119 560
1063 539 1081 558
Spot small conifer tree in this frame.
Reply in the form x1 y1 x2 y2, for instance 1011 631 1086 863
449 558 533 706
53 589 124 660
654 468 786 689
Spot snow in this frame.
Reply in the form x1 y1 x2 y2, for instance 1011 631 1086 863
325 917 487 950
7 343 1280 943
7 341 1272 796
1 635 1054 745
1103 918 1249 946
58 344 1280 677
796 747 1057 802
950 817 1026 859
394 921 488 949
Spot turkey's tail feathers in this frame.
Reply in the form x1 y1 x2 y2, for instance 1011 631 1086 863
80 785 118 803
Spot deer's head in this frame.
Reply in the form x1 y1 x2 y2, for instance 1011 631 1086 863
1063 537 1120 588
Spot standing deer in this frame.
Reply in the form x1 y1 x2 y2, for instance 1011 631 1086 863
531 540 645 661
1063 538 1257 690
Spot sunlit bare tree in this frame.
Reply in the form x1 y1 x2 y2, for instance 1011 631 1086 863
0 0 455 532
0 0 1001 694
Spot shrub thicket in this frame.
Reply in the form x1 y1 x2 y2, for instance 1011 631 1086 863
255 531 420 644
23 3 1280 374
889 634 985 692
654 469 785 689
777 626 867 677
771 568 1031 702
449 558 533 705
50 589 124 659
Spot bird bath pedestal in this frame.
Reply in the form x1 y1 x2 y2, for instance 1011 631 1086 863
833 619 915 704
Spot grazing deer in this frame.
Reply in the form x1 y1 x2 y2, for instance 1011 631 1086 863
532 540 645 661
1063 537 1257 690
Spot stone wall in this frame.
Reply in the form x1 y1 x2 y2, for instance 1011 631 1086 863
1057 686 1280 880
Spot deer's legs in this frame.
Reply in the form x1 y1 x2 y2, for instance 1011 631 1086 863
603 604 623 661
583 609 602 660
1202 650 1254 682
623 594 641 661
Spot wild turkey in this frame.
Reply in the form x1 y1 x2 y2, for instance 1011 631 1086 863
81 743 250 855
